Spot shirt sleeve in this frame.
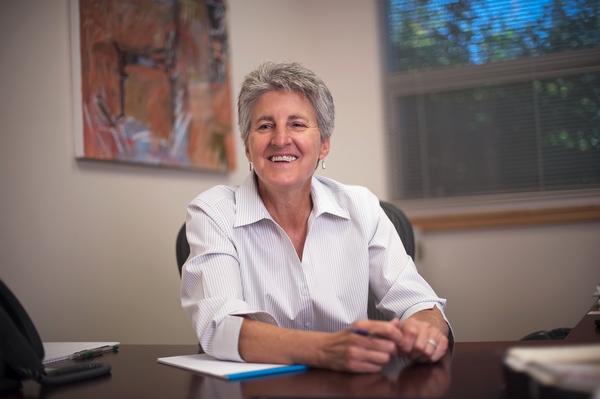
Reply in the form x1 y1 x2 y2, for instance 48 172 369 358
180 198 277 361
368 204 454 339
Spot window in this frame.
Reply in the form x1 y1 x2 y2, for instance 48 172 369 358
381 0 600 203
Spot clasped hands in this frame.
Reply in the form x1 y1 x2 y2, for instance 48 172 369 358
323 315 449 373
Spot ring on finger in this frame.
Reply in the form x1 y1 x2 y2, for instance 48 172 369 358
427 339 438 349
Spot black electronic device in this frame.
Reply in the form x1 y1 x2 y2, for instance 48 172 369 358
0 279 111 393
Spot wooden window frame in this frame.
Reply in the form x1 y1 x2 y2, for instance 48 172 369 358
408 204 600 232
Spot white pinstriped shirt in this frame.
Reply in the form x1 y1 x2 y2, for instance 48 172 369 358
181 173 448 362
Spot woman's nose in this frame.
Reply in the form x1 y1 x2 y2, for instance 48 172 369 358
271 126 292 147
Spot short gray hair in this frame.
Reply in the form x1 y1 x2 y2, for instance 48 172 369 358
238 61 335 144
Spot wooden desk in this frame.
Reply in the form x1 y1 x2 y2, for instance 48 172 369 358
5 305 598 399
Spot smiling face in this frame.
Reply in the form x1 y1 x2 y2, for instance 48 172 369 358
245 90 330 198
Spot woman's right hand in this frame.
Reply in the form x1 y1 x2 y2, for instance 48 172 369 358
239 317 403 373
316 319 403 373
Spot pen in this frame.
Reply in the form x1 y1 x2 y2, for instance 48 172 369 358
71 345 119 360
348 327 390 339
347 327 371 336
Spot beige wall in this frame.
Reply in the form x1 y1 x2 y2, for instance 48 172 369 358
0 0 598 345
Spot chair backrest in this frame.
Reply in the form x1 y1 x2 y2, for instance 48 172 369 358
380 201 415 259
175 201 415 321
176 224 189 276
367 201 414 321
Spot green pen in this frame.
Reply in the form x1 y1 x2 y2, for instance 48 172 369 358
71 345 119 360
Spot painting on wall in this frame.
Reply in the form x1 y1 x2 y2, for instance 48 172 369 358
70 0 236 171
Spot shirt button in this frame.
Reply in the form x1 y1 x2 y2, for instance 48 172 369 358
304 322 311 328
301 289 308 296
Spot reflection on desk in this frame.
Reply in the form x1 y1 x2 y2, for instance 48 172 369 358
241 350 451 399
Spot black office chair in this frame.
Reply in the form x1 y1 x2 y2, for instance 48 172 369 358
176 224 190 275
176 201 415 322
380 201 415 260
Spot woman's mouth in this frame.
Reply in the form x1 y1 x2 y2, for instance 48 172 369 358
270 155 297 162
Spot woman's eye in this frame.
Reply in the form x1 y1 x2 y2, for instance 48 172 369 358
258 124 272 130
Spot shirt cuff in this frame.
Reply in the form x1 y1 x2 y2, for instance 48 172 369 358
212 315 245 362
400 302 454 342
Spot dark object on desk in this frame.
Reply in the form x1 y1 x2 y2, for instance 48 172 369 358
0 280 111 394
175 201 415 323
595 319 600 327
521 328 573 341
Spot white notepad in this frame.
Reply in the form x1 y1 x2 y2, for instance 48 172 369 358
158 353 307 380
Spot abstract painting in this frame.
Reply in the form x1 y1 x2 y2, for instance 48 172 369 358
71 0 236 171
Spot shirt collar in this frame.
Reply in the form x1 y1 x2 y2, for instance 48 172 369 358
234 173 271 227
310 175 350 220
234 173 350 228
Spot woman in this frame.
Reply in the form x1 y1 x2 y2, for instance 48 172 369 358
181 61 450 373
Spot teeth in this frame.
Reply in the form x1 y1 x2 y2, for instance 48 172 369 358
271 156 297 162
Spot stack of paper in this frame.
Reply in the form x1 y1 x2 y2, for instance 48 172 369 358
504 344 600 394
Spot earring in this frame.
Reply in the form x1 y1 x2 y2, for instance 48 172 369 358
249 162 253 171
321 158 326 169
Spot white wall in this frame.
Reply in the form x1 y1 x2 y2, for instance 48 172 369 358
417 223 600 341
0 0 598 345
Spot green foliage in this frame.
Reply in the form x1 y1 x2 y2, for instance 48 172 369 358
386 0 600 72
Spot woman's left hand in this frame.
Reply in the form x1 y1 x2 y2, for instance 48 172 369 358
395 307 449 363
